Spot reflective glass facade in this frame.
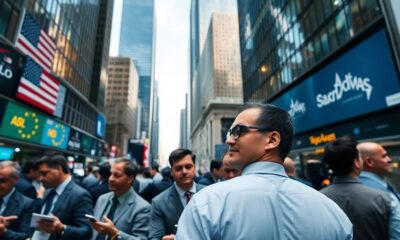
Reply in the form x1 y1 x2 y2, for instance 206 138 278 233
237 0 382 102
0 0 110 139
119 0 155 136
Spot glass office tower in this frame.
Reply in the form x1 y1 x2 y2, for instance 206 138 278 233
119 0 155 137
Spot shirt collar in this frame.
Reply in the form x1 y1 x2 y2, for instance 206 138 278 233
360 171 387 188
54 176 72 195
242 161 288 177
2 188 15 205
175 182 196 196
113 188 132 203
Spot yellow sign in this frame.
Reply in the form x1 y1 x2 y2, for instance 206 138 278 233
309 133 336 146
10 111 40 140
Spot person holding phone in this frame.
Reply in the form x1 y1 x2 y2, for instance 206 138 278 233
89 159 150 240
0 160 35 240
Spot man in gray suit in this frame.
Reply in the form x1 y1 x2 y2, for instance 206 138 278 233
90 159 150 240
149 148 204 240
320 136 400 239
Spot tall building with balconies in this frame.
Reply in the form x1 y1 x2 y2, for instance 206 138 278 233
105 57 139 157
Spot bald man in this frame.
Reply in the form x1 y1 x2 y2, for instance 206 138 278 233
283 157 312 187
221 154 241 180
357 142 400 201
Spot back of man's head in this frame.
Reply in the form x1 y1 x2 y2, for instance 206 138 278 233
98 162 111 180
323 136 358 176
283 157 296 176
161 167 173 180
247 104 294 160
37 152 70 174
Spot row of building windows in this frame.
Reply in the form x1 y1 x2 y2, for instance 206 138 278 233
239 0 381 102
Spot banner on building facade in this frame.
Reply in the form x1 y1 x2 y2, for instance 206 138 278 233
0 41 21 96
272 28 400 134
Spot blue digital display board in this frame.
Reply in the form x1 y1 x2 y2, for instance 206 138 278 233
96 113 106 138
0 146 14 160
272 29 400 134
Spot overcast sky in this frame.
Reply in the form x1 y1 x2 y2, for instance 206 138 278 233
110 0 191 165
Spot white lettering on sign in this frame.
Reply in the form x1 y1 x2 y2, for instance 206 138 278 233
316 73 372 108
0 64 13 79
288 99 306 118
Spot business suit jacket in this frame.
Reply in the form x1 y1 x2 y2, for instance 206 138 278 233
89 180 110 204
1 190 35 240
320 176 391 240
197 172 215 186
91 187 151 240
149 183 204 239
15 174 37 199
43 180 93 240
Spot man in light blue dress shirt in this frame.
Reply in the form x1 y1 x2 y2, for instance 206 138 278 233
176 104 352 240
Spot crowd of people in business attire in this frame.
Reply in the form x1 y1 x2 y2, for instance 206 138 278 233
0 103 399 240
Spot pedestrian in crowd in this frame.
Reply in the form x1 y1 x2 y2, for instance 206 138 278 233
176 104 352 239
35 152 93 240
0 161 34 240
89 159 150 240
321 136 399 239
89 162 111 204
149 148 204 240
140 166 174 203
221 152 241 180
136 167 154 193
358 142 400 201
83 162 99 189
283 157 312 187
150 163 162 183
15 160 39 199
197 160 223 186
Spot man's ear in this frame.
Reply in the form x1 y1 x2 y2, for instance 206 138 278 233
363 156 373 167
264 131 281 151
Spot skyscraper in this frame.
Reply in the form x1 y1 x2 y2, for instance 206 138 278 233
119 0 155 138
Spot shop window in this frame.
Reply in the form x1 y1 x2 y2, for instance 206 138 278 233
359 0 381 23
335 9 350 45
347 0 364 35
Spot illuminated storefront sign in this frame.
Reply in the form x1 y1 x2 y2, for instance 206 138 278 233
0 102 45 144
309 133 336 146
0 101 70 150
273 29 400 134
0 41 21 96
41 118 70 149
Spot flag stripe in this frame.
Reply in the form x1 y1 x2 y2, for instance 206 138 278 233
40 30 56 50
17 86 55 113
16 37 51 71
17 35 52 67
38 44 54 61
20 77 57 104
16 91 54 114
42 71 59 91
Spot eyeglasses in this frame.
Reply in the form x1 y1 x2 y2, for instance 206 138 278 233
226 124 275 140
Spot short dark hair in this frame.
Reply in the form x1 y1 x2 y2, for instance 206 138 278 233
151 163 160 171
98 162 111 179
114 159 137 177
323 136 358 176
22 160 38 174
37 152 69 174
210 160 222 171
161 167 172 179
168 148 195 167
243 103 293 160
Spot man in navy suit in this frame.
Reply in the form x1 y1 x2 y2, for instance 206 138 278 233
197 160 223 186
34 152 93 240
149 148 204 240
0 160 35 240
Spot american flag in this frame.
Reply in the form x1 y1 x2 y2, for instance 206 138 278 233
16 57 66 117
15 12 56 72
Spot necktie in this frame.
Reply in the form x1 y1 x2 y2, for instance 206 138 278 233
107 196 119 221
43 189 57 215
387 183 400 201
184 191 192 205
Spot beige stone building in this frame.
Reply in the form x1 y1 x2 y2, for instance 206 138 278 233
191 13 243 171
105 57 139 156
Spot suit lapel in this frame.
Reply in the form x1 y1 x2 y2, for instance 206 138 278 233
113 188 135 224
3 191 20 216
169 186 184 214
51 181 73 214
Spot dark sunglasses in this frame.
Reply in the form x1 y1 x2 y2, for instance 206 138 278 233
226 124 275 140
